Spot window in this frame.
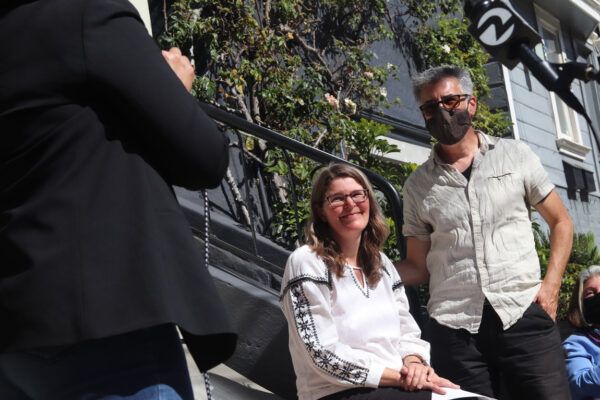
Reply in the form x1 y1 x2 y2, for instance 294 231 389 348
535 5 591 160
563 161 596 201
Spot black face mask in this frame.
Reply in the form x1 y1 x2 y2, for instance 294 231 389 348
583 292 600 324
425 107 472 146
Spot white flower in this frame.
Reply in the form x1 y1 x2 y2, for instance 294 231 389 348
386 63 393 70
379 87 387 98
324 93 339 109
442 44 451 54
364 71 374 80
343 98 357 114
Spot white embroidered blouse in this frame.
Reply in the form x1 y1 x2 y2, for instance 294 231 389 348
280 245 430 400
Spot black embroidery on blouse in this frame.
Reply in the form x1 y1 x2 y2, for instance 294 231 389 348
380 264 391 277
392 280 404 291
279 270 332 301
347 265 369 299
289 284 369 385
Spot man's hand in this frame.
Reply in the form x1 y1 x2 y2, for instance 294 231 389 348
161 47 194 92
534 280 560 320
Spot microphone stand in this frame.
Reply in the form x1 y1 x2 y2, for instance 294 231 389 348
517 43 600 152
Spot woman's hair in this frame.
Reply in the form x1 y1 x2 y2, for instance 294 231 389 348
305 163 390 286
567 265 600 327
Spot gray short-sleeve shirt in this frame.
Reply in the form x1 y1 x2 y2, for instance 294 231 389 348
402 132 554 333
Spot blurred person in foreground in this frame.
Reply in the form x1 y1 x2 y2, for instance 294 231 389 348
280 163 458 400
564 265 600 400
396 65 573 399
0 0 235 398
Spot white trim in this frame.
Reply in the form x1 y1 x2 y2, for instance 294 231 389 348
555 137 592 161
381 137 430 165
534 3 587 157
535 8 570 138
501 65 520 140
128 0 153 36
548 88 584 143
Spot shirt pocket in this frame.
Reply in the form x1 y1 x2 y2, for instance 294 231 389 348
481 170 525 222
481 170 533 261
486 171 518 190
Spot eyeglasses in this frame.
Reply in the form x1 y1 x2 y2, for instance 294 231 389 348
325 189 368 208
419 94 471 117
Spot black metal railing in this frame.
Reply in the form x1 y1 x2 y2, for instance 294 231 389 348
197 102 406 263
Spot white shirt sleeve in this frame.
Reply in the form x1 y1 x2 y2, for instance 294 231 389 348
518 141 554 206
280 249 386 389
402 175 432 241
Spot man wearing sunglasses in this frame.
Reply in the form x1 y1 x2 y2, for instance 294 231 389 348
396 65 573 399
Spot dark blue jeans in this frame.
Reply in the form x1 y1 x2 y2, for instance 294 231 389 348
0 324 194 400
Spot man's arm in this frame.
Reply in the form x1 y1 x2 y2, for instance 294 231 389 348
533 189 573 320
394 237 431 286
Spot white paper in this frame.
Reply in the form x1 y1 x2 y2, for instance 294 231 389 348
431 387 497 400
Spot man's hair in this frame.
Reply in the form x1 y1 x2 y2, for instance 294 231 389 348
411 65 474 103
567 265 600 327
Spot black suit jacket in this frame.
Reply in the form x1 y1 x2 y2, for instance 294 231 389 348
0 0 235 369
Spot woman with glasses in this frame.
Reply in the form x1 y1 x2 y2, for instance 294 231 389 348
280 163 457 400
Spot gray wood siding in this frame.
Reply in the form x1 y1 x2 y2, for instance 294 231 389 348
508 63 600 248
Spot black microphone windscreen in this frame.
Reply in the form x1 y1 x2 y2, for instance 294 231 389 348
465 0 541 69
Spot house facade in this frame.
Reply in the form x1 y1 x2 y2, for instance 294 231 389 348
504 0 600 245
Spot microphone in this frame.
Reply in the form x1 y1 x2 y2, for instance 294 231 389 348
464 0 600 150
464 0 540 69
464 0 576 107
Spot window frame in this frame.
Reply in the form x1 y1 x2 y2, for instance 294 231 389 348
534 4 591 160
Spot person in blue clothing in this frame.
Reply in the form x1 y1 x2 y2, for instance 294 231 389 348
564 265 600 400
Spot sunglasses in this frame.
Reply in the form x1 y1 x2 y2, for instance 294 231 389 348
419 94 471 117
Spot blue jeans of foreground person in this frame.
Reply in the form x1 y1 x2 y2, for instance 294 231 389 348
0 324 194 400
